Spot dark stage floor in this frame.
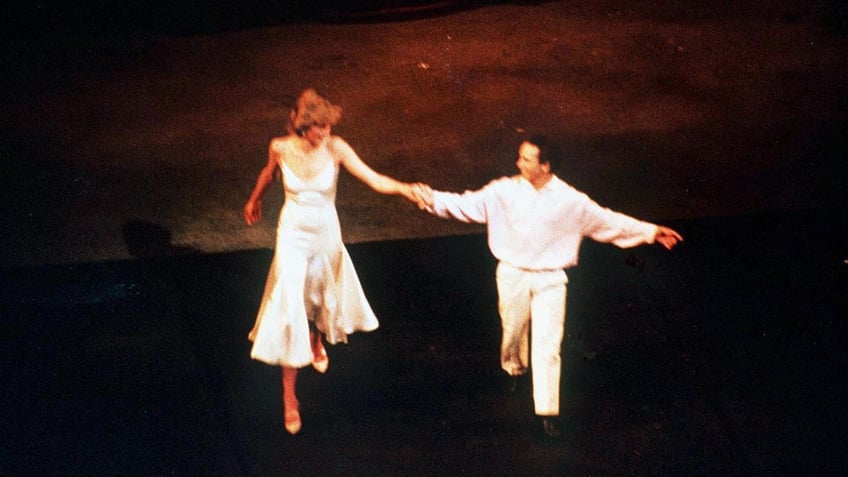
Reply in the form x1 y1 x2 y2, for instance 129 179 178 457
2 209 846 476
2 4 847 474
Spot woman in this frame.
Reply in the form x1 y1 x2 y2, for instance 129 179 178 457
244 89 419 434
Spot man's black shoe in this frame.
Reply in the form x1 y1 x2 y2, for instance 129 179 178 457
504 374 527 395
541 417 564 440
506 376 518 394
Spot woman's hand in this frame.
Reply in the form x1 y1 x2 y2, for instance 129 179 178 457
244 199 262 225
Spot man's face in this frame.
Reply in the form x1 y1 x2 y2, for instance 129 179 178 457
515 141 549 185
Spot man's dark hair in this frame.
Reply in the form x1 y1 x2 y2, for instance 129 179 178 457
526 134 562 174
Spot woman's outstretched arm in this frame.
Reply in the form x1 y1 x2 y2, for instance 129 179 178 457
332 137 417 203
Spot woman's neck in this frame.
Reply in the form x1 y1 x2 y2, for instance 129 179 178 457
298 136 324 152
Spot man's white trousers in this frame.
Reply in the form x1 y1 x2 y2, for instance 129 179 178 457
496 262 567 416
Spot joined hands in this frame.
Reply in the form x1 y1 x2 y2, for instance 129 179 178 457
407 182 434 210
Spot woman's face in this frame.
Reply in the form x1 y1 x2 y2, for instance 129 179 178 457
303 124 331 147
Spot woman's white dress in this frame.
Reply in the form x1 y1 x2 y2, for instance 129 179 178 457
248 142 379 367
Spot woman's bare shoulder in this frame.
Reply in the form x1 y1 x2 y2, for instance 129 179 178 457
326 135 347 147
270 135 296 148
326 135 355 157
270 136 303 160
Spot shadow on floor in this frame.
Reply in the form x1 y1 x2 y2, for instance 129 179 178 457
2 209 846 476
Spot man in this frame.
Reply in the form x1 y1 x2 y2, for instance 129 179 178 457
414 136 683 439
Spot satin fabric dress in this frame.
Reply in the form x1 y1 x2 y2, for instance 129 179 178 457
248 145 379 367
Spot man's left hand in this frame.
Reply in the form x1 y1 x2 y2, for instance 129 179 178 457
655 226 683 250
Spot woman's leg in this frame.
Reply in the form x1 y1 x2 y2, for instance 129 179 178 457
282 366 301 434
310 329 329 374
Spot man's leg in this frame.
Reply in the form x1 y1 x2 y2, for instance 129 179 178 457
496 263 532 377
530 271 567 437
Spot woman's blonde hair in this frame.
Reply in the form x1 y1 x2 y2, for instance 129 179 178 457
288 89 343 134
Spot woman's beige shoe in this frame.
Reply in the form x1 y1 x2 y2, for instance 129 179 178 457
284 407 302 435
312 347 329 374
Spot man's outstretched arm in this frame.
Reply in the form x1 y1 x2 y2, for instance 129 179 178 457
654 226 684 250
